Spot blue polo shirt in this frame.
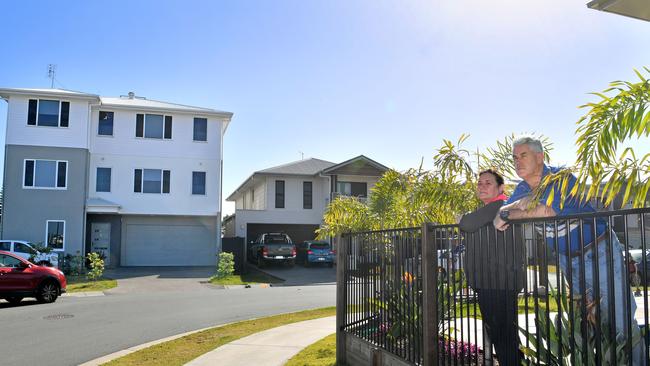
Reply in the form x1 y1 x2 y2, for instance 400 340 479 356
507 165 607 253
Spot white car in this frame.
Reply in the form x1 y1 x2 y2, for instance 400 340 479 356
0 240 59 268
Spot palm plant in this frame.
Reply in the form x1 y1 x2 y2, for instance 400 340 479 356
539 67 650 209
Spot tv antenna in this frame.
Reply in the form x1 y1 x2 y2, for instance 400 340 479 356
47 64 57 88
299 151 304 160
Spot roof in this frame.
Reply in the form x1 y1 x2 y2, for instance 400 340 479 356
320 155 389 175
0 87 100 100
100 96 233 118
587 0 650 22
257 158 336 176
226 158 336 201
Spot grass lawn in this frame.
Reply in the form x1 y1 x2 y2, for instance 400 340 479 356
285 333 336 366
208 269 284 285
66 276 117 293
104 307 336 366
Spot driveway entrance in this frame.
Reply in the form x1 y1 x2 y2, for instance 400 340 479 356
103 266 216 294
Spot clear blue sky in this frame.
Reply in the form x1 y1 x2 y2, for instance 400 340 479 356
1 0 649 215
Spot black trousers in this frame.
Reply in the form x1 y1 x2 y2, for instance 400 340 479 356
476 289 521 366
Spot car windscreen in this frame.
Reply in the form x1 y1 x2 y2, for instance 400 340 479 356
264 235 290 244
309 243 330 250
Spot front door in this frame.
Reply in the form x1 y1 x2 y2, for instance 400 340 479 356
91 223 111 266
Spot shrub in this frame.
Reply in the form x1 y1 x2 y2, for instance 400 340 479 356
86 252 105 281
64 253 86 276
217 252 235 278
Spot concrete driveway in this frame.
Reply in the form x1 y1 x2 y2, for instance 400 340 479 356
252 262 336 286
103 266 217 294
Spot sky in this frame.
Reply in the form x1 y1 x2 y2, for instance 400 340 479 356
1 0 649 216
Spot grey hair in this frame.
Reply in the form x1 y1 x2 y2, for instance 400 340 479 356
512 135 543 153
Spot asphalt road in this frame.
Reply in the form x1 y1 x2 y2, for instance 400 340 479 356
0 280 335 365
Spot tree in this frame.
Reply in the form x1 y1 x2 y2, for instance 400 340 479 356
539 68 650 208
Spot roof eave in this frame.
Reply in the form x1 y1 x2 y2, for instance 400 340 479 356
97 102 234 119
0 88 100 101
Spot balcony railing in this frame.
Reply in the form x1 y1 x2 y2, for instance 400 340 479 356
336 207 650 365
331 192 368 204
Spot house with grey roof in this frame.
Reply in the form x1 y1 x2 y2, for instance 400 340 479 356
0 87 232 267
225 155 389 244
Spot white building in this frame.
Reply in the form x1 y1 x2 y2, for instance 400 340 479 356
225 155 389 244
0 88 232 266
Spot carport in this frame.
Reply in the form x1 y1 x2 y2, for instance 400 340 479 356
246 223 319 245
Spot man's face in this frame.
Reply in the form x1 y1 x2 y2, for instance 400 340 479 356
512 144 544 181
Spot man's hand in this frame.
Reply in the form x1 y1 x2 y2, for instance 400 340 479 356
494 215 509 231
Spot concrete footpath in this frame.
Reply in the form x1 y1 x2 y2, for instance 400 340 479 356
185 316 336 366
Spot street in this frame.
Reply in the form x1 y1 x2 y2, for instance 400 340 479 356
0 283 335 366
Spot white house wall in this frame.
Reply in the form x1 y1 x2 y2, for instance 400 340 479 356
265 175 328 213
89 154 220 215
5 95 91 149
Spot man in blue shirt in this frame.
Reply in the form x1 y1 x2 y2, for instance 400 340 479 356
493 136 643 364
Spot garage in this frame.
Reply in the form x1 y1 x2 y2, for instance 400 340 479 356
246 223 320 246
122 216 217 266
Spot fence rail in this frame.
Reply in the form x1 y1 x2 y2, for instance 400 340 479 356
336 208 650 365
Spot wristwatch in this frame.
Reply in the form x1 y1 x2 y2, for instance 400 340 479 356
499 209 510 222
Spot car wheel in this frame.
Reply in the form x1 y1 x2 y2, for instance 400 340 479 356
6 297 23 305
287 260 295 268
257 257 265 268
36 281 59 303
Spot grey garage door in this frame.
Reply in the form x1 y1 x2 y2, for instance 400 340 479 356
124 224 215 266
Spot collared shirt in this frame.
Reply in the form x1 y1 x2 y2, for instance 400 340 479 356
507 165 606 253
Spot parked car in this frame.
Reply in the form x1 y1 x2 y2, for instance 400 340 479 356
0 240 59 268
248 233 296 268
0 250 67 304
296 240 334 267
629 249 650 284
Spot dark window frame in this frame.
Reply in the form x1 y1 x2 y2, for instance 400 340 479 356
46 220 65 251
135 113 172 139
133 168 171 194
96 167 112 192
192 171 206 195
303 181 313 209
193 117 208 141
98 111 114 136
275 180 285 208
27 99 70 127
23 159 68 189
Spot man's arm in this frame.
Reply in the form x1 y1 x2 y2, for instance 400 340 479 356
494 199 556 231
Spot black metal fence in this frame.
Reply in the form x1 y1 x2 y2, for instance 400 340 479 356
337 208 650 365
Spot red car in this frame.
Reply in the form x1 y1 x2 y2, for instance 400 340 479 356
0 250 67 305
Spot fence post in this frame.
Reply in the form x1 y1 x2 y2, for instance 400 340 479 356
422 223 438 366
336 234 348 365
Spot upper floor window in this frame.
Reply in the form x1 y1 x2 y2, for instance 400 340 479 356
98 111 114 136
136 114 172 139
96 167 111 192
303 181 312 209
337 181 367 197
193 118 207 141
275 180 285 208
24 159 67 189
28 99 70 127
134 168 170 194
192 171 206 195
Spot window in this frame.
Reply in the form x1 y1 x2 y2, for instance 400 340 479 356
193 118 207 141
192 171 206 195
0 241 10 251
303 181 313 209
96 167 111 192
275 180 285 208
134 169 170 193
46 220 65 251
0 254 22 268
136 114 172 139
24 159 67 189
15 242 36 255
336 181 367 197
98 111 114 136
27 99 70 127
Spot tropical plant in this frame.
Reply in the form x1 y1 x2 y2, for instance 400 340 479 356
217 252 235 278
86 252 105 281
519 287 641 365
539 67 650 209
